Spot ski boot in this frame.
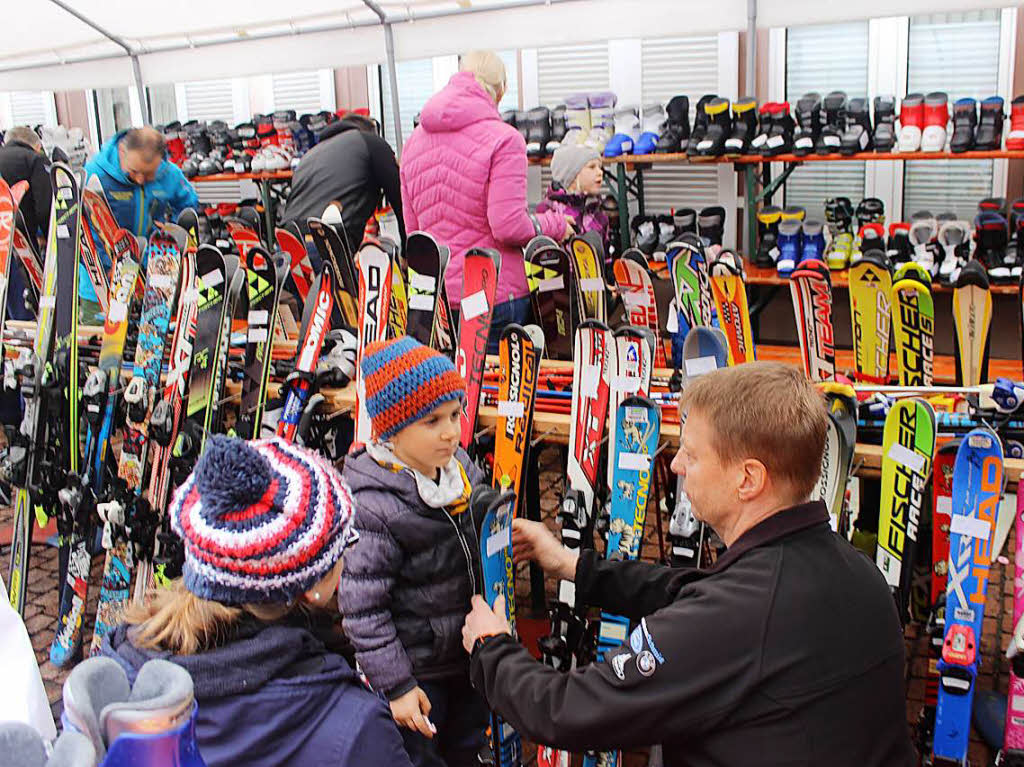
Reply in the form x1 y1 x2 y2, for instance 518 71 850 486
634 103 664 154
908 213 939 279
873 96 897 152
697 205 726 249
780 205 806 226
816 91 847 155
1007 95 1024 150
979 196 1008 216
584 92 617 154
62 657 206 767
750 102 774 155
0 722 94 767
886 222 912 267
823 197 854 269
724 97 758 156
856 197 886 230
920 92 949 152
655 95 689 153
792 92 822 156
546 105 567 155
754 206 783 268
974 211 1010 282
656 214 678 253
898 93 925 152
852 223 886 266
696 98 732 157
686 94 717 156
561 93 590 147
631 216 659 255
673 208 697 237
501 109 517 130
800 220 826 265
522 106 551 159
763 102 794 156
975 96 1005 150
950 98 977 153
776 220 802 278
840 98 872 155
937 219 971 286
604 105 638 158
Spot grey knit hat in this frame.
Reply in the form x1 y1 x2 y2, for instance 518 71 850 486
550 145 600 190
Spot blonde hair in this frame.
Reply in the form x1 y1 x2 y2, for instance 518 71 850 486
679 361 828 501
123 579 296 655
460 50 507 104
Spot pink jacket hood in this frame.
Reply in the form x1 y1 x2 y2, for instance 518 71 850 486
400 72 566 305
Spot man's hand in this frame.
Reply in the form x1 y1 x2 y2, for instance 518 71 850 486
462 594 512 653
390 686 436 739
512 518 578 581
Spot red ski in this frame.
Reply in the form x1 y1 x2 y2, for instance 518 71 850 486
458 248 500 449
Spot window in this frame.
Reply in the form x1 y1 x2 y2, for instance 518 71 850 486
641 35 720 213
496 50 520 114
272 70 334 115
381 58 436 149
181 79 236 123
785 21 870 219
94 88 134 143
2 91 56 129
903 11 1002 220
147 84 179 127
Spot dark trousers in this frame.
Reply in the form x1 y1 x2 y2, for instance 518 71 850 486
400 674 489 767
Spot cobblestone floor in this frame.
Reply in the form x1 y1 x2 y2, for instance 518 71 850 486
2 444 1015 766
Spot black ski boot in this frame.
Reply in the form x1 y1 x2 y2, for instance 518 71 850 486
696 98 732 157
976 96 1005 150
546 105 567 155
655 95 690 153
793 93 822 156
975 211 1010 282
523 106 551 159
816 91 847 155
673 208 697 237
950 98 977 153
698 205 726 248
763 102 794 156
979 197 1008 216
873 96 897 152
840 98 872 155
686 94 717 156
824 197 854 236
856 197 886 230
750 102 774 155
724 97 757 156
754 206 783 267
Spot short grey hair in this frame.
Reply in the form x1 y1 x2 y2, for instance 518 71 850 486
5 125 41 150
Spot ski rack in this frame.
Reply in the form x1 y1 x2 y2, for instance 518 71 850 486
190 170 292 247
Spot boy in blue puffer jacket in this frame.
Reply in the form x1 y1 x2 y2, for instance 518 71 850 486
340 336 490 767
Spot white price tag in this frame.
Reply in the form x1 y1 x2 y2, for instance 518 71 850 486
823 135 841 147
949 514 991 542
886 443 926 475
57 224 69 239
461 290 489 321
619 452 651 471
57 187 73 200
684 355 718 377
621 290 645 309
410 272 435 292
579 277 605 292
201 269 224 287
409 293 435 311
183 288 200 304
248 310 269 325
108 300 128 324
767 135 785 148
538 276 564 293
666 303 679 334
497 400 524 419
248 328 269 343
486 525 511 557
611 374 641 393
936 496 953 516
580 365 600 398
150 274 175 289
39 296 56 309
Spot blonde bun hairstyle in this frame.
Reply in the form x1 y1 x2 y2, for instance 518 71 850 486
460 50 507 104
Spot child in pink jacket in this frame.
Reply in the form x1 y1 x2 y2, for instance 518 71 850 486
400 50 569 352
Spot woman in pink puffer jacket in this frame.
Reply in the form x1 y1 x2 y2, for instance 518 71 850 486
400 50 569 351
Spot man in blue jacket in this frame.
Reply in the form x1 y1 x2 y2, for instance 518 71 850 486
82 127 198 311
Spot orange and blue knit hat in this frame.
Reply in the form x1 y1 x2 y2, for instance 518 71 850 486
361 336 466 441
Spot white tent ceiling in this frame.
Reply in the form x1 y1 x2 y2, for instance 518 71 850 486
0 0 1014 90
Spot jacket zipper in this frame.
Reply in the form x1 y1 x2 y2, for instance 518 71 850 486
136 186 145 235
442 508 476 595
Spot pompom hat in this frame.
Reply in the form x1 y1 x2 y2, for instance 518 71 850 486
360 336 466 441
169 434 358 605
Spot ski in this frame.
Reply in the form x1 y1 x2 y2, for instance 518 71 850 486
380 235 408 339
668 239 712 339
274 226 315 303
431 242 457 360
875 397 936 624
0 178 18 354
406 232 445 346
527 243 575 360
569 233 607 322
614 254 665 367
585 394 661 767
457 248 500 450
932 429 1003 764
236 248 287 440
789 259 835 382
492 324 542 513
477 487 523 767
815 382 857 535
226 219 266 269
82 174 123 260
277 262 336 443
606 326 655 500
1002 488 1024 761
12 203 44 300
848 252 893 384
307 216 358 324
709 257 755 365
892 275 935 386
353 240 394 448
951 260 991 386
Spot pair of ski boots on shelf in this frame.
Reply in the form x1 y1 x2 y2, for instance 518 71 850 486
2 658 205 767
546 92 619 155
682 95 760 158
503 106 567 158
749 102 796 156
884 211 974 285
899 93 1015 153
972 197 1024 284
791 93 894 156
754 205 819 277
632 205 726 257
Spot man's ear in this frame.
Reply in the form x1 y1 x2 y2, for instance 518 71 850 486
736 458 768 502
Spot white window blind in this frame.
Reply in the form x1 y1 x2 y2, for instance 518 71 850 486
8 91 54 128
641 35 720 213
272 70 325 115
183 79 235 123
382 58 435 149
496 50 520 114
903 11 1002 221
785 22 869 219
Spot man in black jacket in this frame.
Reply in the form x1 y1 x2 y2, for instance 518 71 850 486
0 126 50 240
283 114 404 252
462 361 915 767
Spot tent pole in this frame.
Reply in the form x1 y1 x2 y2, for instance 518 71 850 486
131 55 151 125
746 0 757 98
363 0 404 155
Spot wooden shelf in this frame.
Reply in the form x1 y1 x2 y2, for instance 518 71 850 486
743 263 1021 295
190 170 293 182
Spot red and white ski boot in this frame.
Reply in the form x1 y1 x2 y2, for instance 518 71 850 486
898 93 925 152
1006 95 1024 150
920 92 949 153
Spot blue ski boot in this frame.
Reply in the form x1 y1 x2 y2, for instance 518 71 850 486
799 220 826 265
776 220 803 278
